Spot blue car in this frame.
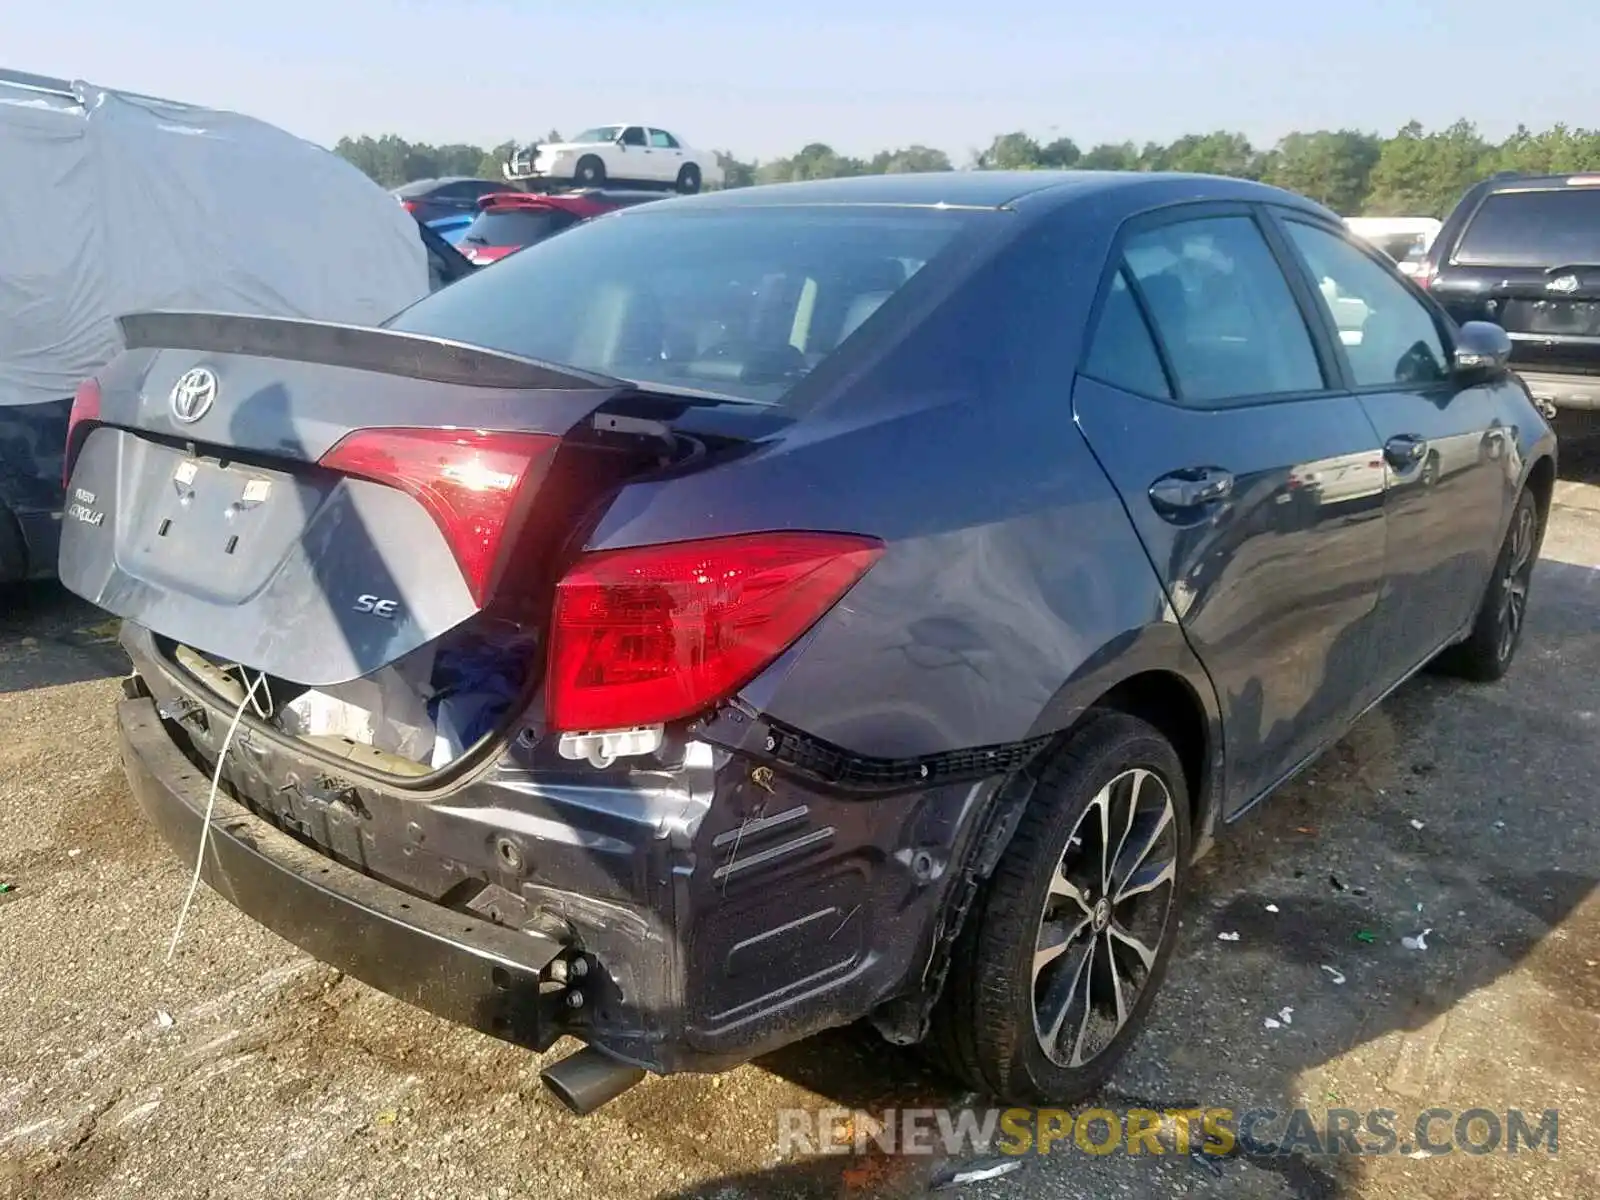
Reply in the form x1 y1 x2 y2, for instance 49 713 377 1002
60 172 1554 1113
426 212 474 246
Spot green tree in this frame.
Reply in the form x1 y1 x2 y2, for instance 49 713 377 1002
1366 120 1496 216
1263 130 1381 213
1039 136 1081 168
867 145 953 174
757 143 865 183
714 150 757 188
1079 142 1140 171
475 141 519 181
1156 131 1261 178
978 131 1043 170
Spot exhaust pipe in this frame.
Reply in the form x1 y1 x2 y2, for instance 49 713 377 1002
540 1046 646 1116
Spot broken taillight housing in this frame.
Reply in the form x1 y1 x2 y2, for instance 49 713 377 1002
63 376 102 488
318 427 560 605
546 532 884 733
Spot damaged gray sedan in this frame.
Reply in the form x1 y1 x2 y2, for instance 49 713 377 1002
60 171 1555 1113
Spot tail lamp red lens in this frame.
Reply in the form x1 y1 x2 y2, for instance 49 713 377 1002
318 427 560 605
546 532 884 733
64 376 102 488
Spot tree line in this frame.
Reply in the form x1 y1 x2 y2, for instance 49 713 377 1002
335 120 1600 218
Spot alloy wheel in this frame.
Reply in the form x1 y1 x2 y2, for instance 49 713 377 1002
1497 502 1537 663
1031 768 1180 1067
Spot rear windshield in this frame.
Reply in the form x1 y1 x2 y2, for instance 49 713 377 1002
460 207 583 248
1454 188 1600 267
387 206 987 404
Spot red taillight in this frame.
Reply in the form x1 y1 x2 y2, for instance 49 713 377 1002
1412 262 1435 290
546 532 884 733
63 376 102 488
400 199 419 213
318 427 560 605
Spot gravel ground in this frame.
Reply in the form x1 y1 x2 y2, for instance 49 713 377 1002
2 449 1597 1200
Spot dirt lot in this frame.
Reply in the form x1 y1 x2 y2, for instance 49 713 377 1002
2 449 1598 1200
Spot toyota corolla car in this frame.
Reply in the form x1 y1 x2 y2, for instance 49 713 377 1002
59 172 1554 1115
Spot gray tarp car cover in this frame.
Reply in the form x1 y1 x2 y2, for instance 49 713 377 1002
0 75 430 409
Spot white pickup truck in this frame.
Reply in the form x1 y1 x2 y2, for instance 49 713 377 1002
504 125 724 193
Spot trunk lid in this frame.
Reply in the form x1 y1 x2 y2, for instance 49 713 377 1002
59 312 648 687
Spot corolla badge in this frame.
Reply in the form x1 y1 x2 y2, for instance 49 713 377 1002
169 367 218 422
1546 274 1581 295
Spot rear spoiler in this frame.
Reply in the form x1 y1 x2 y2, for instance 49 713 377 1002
115 311 623 391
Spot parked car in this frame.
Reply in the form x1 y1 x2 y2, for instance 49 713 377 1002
394 177 512 225
456 189 665 264
59 172 1553 1115
1418 172 1600 415
503 126 723 193
426 213 475 246
1344 216 1441 275
0 68 440 584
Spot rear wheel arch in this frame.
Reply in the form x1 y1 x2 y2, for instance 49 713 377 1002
1526 453 1555 524
1089 670 1214 836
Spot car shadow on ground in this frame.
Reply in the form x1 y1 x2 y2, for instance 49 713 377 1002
658 558 1600 1199
0 581 127 694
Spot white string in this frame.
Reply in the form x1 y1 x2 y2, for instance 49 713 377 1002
166 670 267 964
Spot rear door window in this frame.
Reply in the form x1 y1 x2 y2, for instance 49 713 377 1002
1453 187 1600 267
1121 216 1326 405
461 207 583 248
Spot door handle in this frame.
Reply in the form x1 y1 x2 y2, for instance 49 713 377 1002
1149 467 1234 512
1383 434 1428 468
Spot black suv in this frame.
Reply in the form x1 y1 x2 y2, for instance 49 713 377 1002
1420 173 1600 416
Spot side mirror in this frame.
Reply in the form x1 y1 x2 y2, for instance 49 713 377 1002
1453 320 1512 377
616 136 629 149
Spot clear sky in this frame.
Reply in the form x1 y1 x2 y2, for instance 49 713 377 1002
7 0 1599 161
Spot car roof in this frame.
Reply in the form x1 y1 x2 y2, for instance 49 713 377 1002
1473 172 1600 192
395 176 495 195
623 170 1334 217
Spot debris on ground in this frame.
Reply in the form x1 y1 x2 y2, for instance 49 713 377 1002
67 848 82 858
1328 874 1367 896
0 882 14 894
1320 964 1347 985
1264 1006 1294 1029
1493 820 1507 831
1355 930 1376 944
1217 931 1241 942
1401 929 1433 951
1295 826 1317 835
931 1159 1023 1189
1409 819 1426 831
1265 903 1280 913
154 1009 176 1029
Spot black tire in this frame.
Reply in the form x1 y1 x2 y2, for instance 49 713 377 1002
930 712 1191 1105
676 164 702 194
1434 487 1542 682
574 156 606 187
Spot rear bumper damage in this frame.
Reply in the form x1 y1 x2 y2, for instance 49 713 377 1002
119 692 568 1051
116 623 1001 1077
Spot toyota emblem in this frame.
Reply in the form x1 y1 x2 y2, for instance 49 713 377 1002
1546 274 1581 295
169 367 218 422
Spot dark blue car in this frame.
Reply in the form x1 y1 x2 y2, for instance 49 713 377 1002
58 172 1554 1113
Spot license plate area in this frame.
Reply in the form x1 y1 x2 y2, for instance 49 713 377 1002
119 440 332 604
1502 299 1600 337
